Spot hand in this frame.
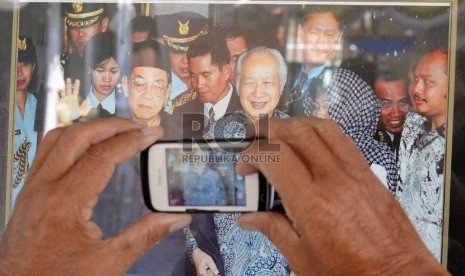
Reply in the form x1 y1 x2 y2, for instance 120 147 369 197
192 248 220 276
236 117 448 275
0 118 191 275
57 78 91 125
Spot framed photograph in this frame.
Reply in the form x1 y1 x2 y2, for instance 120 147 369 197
2 0 461 274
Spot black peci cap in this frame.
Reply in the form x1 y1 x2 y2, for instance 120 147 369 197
159 11 208 53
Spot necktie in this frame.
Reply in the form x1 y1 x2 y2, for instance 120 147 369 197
209 107 216 124
97 103 103 110
285 72 309 111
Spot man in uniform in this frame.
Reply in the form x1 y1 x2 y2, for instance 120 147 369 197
373 66 410 161
12 36 39 208
171 32 242 139
61 2 111 83
160 11 208 113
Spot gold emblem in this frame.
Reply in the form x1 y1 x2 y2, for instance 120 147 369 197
178 20 190 35
72 2 83 13
18 38 27 51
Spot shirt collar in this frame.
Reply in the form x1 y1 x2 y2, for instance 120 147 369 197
204 83 233 121
86 86 116 113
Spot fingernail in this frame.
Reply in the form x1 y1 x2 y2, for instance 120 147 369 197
169 215 191 233
142 126 164 137
237 215 258 231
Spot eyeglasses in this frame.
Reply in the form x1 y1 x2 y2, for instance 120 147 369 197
131 77 167 91
303 27 341 40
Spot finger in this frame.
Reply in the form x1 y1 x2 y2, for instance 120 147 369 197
257 117 368 179
66 78 73 96
109 213 191 272
205 257 219 274
25 127 65 181
62 125 163 204
59 78 70 98
238 212 304 267
36 118 144 182
237 139 314 204
73 79 80 96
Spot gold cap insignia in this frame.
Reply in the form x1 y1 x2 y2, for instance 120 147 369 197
18 38 27 51
178 20 189 35
72 2 83 13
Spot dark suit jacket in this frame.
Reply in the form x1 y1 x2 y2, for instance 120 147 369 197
172 85 242 275
171 86 242 140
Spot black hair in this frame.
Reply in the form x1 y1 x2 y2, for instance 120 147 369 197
301 5 356 30
84 32 120 71
187 32 230 68
130 15 155 36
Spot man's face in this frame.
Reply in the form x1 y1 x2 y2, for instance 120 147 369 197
16 62 34 93
169 51 189 80
226 36 248 82
69 18 109 55
412 52 448 120
375 79 409 133
301 12 341 70
189 54 231 104
239 54 281 121
91 57 120 100
129 67 169 121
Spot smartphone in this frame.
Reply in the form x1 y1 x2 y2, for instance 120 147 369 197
141 139 272 212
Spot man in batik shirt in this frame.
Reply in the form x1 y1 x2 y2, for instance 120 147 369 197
396 48 448 261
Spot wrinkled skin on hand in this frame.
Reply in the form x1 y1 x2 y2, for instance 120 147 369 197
0 118 191 275
236 117 449 276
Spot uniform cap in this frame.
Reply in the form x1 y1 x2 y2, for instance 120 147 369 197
159 11 208 52
64 2 107 28
17 36 37 64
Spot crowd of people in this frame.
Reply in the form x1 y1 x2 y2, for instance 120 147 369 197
10 2 453 275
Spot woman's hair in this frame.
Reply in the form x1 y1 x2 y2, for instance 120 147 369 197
83 31 120 70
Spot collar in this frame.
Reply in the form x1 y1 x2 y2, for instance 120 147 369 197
293 63 327 89
86 86 116 113
204 83 233 121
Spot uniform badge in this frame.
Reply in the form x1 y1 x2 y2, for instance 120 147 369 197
18 38 27 51
72 2 83 13
178 20 190 35
15 129 21 135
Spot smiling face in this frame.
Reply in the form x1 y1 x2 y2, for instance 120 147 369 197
16 62 34 94
129 67 169 122
91 57 120 102
301 12 341 71
375 78 409 133
189 54 231 104
412 51 448 128
238 53 281 121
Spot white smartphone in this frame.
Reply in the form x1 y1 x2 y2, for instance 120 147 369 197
141 139 272 212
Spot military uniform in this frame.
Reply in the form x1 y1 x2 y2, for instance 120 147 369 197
158 11 208 113
374 127 401 161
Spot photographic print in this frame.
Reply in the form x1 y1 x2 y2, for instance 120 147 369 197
4 0 459 274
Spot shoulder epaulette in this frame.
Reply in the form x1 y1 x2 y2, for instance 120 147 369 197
170 89 197 114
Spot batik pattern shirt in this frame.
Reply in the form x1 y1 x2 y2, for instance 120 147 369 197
12 94 38 207
396 112 444 261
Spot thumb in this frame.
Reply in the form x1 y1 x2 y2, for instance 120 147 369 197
109 213 191 270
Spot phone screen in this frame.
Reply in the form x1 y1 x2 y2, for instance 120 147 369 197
165 147 246 207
